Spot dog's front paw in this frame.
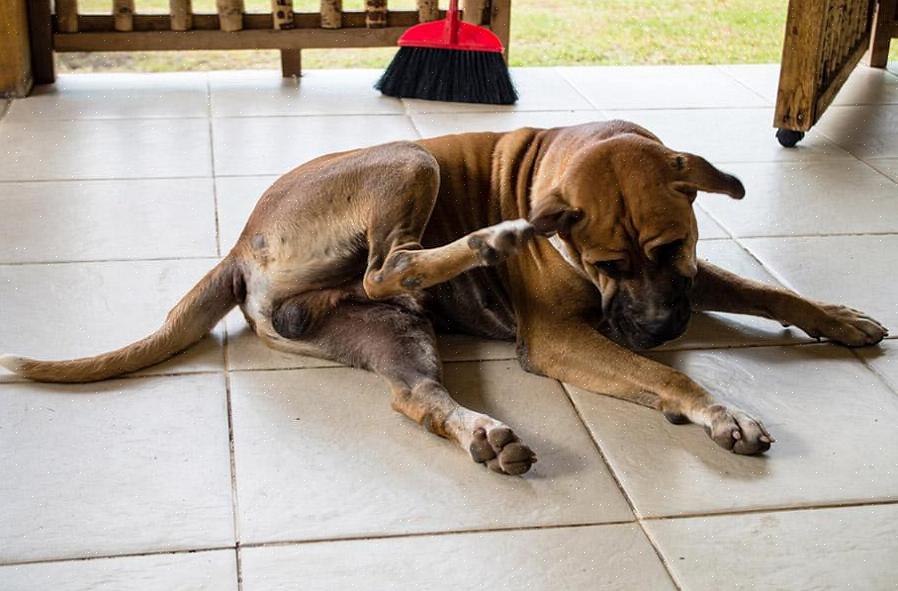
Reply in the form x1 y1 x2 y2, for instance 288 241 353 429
468 424 536 475
705 405 773 455
807 303 888 347
467 220 535 266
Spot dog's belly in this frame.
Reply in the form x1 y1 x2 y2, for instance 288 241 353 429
426 267 516 341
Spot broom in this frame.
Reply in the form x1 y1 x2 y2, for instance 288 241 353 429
375 0 517 105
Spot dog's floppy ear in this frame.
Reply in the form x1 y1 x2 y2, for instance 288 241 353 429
670 153 745 200
528 189 583 238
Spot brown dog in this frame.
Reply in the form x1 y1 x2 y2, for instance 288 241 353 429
1 120 887 475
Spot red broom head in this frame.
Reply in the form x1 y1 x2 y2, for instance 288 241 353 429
396 0 504 53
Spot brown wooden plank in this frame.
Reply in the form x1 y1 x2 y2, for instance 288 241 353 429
774 0 828 132
169 0 192 31
72 10 424 32
56 0 78 32
280 48 300 76
217 0 244 31
27 0 55 84
320 0 341 28
817 38 872 115
864 0 896 66
54 26 410 50
490 0 511 62
0 0 33 97
462 0 487 25
114 0 135 31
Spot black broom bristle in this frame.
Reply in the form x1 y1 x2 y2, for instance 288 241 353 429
376 47 518 105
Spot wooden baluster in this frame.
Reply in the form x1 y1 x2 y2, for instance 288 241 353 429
416 0 438 22
217 0 244 31
365 0 386 28
462 0 486 25
271 0 294 29
113 0 135 31
56 0 79 33
170 0 193 31
320 0 342 28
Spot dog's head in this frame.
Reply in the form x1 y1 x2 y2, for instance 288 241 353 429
529 125 744 349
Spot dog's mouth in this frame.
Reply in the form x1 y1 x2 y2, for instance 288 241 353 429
601 299 692 350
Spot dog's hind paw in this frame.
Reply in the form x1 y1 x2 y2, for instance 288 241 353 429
467 219 535 266
468 424 537 475
704 405 774 455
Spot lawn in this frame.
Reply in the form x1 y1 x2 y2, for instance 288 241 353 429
58 0 896 72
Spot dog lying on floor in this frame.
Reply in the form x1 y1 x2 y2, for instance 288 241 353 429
1 120 887 475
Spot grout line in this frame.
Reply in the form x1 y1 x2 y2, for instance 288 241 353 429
849 346 898 398
855 157 898 187
557 382 682 591
234 547 243 591
0 255 221 267
221 318 244 591
0 175 213 184
713 64 776 106
206 76 223 259
0 545 237 568
640 497 898 522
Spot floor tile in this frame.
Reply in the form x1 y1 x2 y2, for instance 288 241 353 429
568 344 898 516
858 339 898 392
0 259 225 382
212 115 419 176
865 157 898 182
402 67 594 114
6 73 209 121
720 63 898 106
0 178 217 263
231 361 631 544
209 69 403 117
606 108 852 163
699 160 898 237
646 504 898 590
658 240 809 351
814 104 898 159
411 110 605 137
0 550 237 590
559 65 770 109
0 118 212 181
695 206 728 239
214 175 277 252
0 374 234 562
240 524 675 591
741 235 898 332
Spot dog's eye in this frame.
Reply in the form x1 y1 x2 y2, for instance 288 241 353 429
594 260 626 278
653 239 685 262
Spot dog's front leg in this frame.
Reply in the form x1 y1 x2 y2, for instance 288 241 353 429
692 260 887 346
518 314 774 454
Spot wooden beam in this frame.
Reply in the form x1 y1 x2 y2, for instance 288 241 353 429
71 10 425 32
27 0 55 84
1 0 33 97
774 0 827 132
490 0 511 63
54 26 411 51
864 0 897 67
56 0 78 32
462 0 487 25
169 0 192 31
280 48 300 76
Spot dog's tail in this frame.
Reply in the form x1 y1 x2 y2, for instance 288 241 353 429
0 258 243 383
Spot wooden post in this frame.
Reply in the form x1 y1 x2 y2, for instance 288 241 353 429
320 0 341 28
55 0 79 33
170 0 192 31
864 0 896 67
281 49 300 77
462 0 487 25
417 0 438 22
271 0 293 29
216 0 243 31
365 0 386 28
28 0 55 84
113 0 134 31
0 0 33 97
490 0 511 63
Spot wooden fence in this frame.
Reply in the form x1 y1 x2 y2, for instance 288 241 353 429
13 0 510 90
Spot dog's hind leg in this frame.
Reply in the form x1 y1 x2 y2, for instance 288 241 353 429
363 220 535 299
262 298 537 475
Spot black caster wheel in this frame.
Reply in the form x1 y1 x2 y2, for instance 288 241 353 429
776 128 805 148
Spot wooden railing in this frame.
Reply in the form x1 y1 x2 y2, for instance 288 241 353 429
21 0 511 86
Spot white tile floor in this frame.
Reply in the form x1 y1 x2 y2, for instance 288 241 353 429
1 64 897 590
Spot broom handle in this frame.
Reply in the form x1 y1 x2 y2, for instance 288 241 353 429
447 0 459 45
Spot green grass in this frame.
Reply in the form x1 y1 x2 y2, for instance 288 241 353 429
58 0 898 72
